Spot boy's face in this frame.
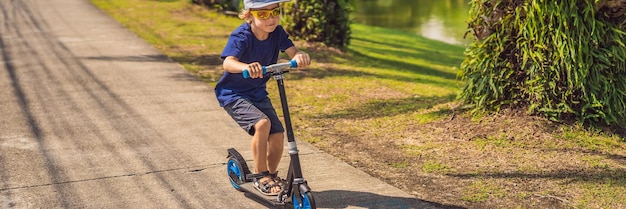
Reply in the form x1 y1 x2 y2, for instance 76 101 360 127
249 3 280 33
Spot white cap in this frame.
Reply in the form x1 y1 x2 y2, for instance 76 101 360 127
243 0 291 10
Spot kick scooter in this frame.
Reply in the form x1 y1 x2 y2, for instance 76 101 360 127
226 60 316 209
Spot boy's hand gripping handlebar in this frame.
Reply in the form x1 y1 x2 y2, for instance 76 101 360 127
242 60 298 78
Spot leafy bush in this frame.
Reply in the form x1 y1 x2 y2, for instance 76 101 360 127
460 0 626 127
281 0 352 50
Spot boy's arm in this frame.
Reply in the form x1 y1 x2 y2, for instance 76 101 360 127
223 56 265 78
285 46 311 68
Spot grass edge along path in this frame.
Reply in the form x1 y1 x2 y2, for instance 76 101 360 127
89 1 626 208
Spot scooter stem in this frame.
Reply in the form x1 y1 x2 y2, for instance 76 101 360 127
275 76 305 179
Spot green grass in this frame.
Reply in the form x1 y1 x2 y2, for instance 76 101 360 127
90 0 240 82
421 160 450 174
461 180 506 203
558 126 624 152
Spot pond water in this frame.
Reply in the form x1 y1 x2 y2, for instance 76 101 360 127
349 0 472 45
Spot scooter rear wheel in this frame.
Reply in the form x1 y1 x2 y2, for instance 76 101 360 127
227 156 245 191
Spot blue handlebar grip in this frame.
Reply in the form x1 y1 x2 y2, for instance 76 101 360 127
242 67 267 79
242 69 251 78
290 60 298 68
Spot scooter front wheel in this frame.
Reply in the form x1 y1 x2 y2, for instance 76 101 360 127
292 191 316 209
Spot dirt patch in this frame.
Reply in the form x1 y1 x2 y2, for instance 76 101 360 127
309 106 625 209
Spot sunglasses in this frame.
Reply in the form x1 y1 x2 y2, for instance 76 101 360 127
249 7 281 20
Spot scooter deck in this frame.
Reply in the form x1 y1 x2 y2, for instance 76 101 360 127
238 182 287 206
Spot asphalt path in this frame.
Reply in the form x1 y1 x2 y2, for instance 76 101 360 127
0 0 453 208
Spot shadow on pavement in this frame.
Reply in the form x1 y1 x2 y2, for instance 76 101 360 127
314 190 465 209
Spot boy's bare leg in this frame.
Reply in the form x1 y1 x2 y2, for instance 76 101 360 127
252 119 271 173
267 132 284 174
251 119 282 194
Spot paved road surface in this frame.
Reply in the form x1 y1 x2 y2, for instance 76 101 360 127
0 0 454 208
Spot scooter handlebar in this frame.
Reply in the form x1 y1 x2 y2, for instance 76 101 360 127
242 60 298 78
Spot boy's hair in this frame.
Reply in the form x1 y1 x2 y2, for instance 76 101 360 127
239 9 252 24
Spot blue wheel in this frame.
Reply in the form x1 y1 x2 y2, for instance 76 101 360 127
292 191 316 209
227 157 244 191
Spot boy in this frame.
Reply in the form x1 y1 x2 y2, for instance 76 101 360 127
215 0 311 196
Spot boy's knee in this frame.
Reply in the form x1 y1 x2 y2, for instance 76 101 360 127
254 118 271 132
269 132 284 141
270 132 284 139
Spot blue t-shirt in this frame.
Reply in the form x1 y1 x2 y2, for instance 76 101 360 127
215 23 295 107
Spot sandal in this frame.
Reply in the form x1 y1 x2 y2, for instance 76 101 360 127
252 171 282 196
270 172 285 187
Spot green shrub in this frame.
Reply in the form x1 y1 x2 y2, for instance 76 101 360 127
282 0 352 50
460 0 626 127
191 0 240 12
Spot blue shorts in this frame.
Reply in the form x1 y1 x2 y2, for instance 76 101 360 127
224 97 285 136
